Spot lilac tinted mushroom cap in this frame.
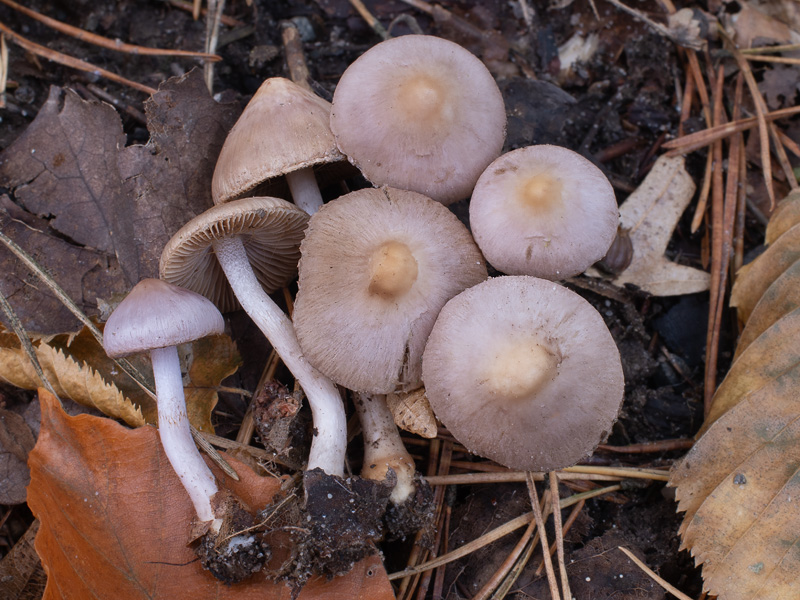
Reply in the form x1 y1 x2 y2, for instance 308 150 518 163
469 145 619 279
212 78 346 206
330 35 507 205
103 278 224 357
422 276 624 472
293 187 488 394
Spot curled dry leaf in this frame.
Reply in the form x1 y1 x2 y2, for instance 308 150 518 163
766 190 800 245
0 520 46 598
669 361 800 600
0 408 36 504
0 324 240 432
702 307 800 433
385 387 437 438
736 259 800 358
587 155 709 296
27 389 394 600
730 224 800 324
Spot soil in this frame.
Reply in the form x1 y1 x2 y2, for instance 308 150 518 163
1 0 784 597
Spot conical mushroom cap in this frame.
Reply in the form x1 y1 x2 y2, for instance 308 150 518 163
470 145 619 279
212 77 346 204
422 276 624 471
330 35 506 205
160 197 309 312
103 278 224 357
294 187 488 394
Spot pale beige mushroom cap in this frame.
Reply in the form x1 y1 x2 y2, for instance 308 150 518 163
160 197 309 312
470 145 619 279
103 278 224 357
294 187 488 394
212 77 345 204
422 276 624 472
330 35 506 205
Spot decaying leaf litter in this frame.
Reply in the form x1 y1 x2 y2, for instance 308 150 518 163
0 0 799 598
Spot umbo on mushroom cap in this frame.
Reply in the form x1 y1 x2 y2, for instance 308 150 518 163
330 35 507 205
470 145 619 279
103 278 224 357
294 186 488 395
422 276 624 472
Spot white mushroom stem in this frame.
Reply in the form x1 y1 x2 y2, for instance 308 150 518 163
354 392 416 504
286 168 324 215
150 345 222 531
212 235 346 477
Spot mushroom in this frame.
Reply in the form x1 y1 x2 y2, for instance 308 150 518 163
469 145 619 280
160 196 347 478
330 35 507 205
293 186 488 395
212 77 347 214
422 276 624 472
103 278 224 526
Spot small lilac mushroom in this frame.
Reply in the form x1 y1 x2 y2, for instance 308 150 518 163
212 77 348 214
422 276 625 472
103 278 224 527
103 279 269 583
160 197 347 478
469 145 619 280
330 35 507 205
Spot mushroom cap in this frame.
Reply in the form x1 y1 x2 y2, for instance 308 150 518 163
422 276 624 472
330 35 506 205
103 278 224 357
212 77 346 204
294 186 488 394
159 197 309 313
470 145 619 279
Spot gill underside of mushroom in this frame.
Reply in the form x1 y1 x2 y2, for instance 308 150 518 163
211 234 347 477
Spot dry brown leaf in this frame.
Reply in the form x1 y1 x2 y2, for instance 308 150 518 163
0 520 47 600
736 259 800 358
766 189 800 245
587 155 709 296
0 324 240 431
386 387 437 438
27 389 395 600
703 306 800 433
0 408 36 504
669 361 800 599
730 223 800 323
725 1 799 48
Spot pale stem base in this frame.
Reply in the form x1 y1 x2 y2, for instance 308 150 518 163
286 167 324 215
150 345 219 525
354 393 416 504
212 235 346 477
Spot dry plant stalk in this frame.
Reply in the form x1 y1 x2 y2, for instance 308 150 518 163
527 472 560 600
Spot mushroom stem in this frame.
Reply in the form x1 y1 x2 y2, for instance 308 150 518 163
149 345 220 526
353 392 416 504
212 235 346 477
286 167 324 214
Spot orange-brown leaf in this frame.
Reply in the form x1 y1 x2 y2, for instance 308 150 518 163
27 390 395 600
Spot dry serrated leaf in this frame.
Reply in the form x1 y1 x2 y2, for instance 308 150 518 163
730 224 800 323
736 259 800 358
386 387 437 438
766 189 800 245
587 155 709 296
669 361 800 599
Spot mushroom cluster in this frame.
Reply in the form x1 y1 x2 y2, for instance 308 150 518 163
99 31 627 591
